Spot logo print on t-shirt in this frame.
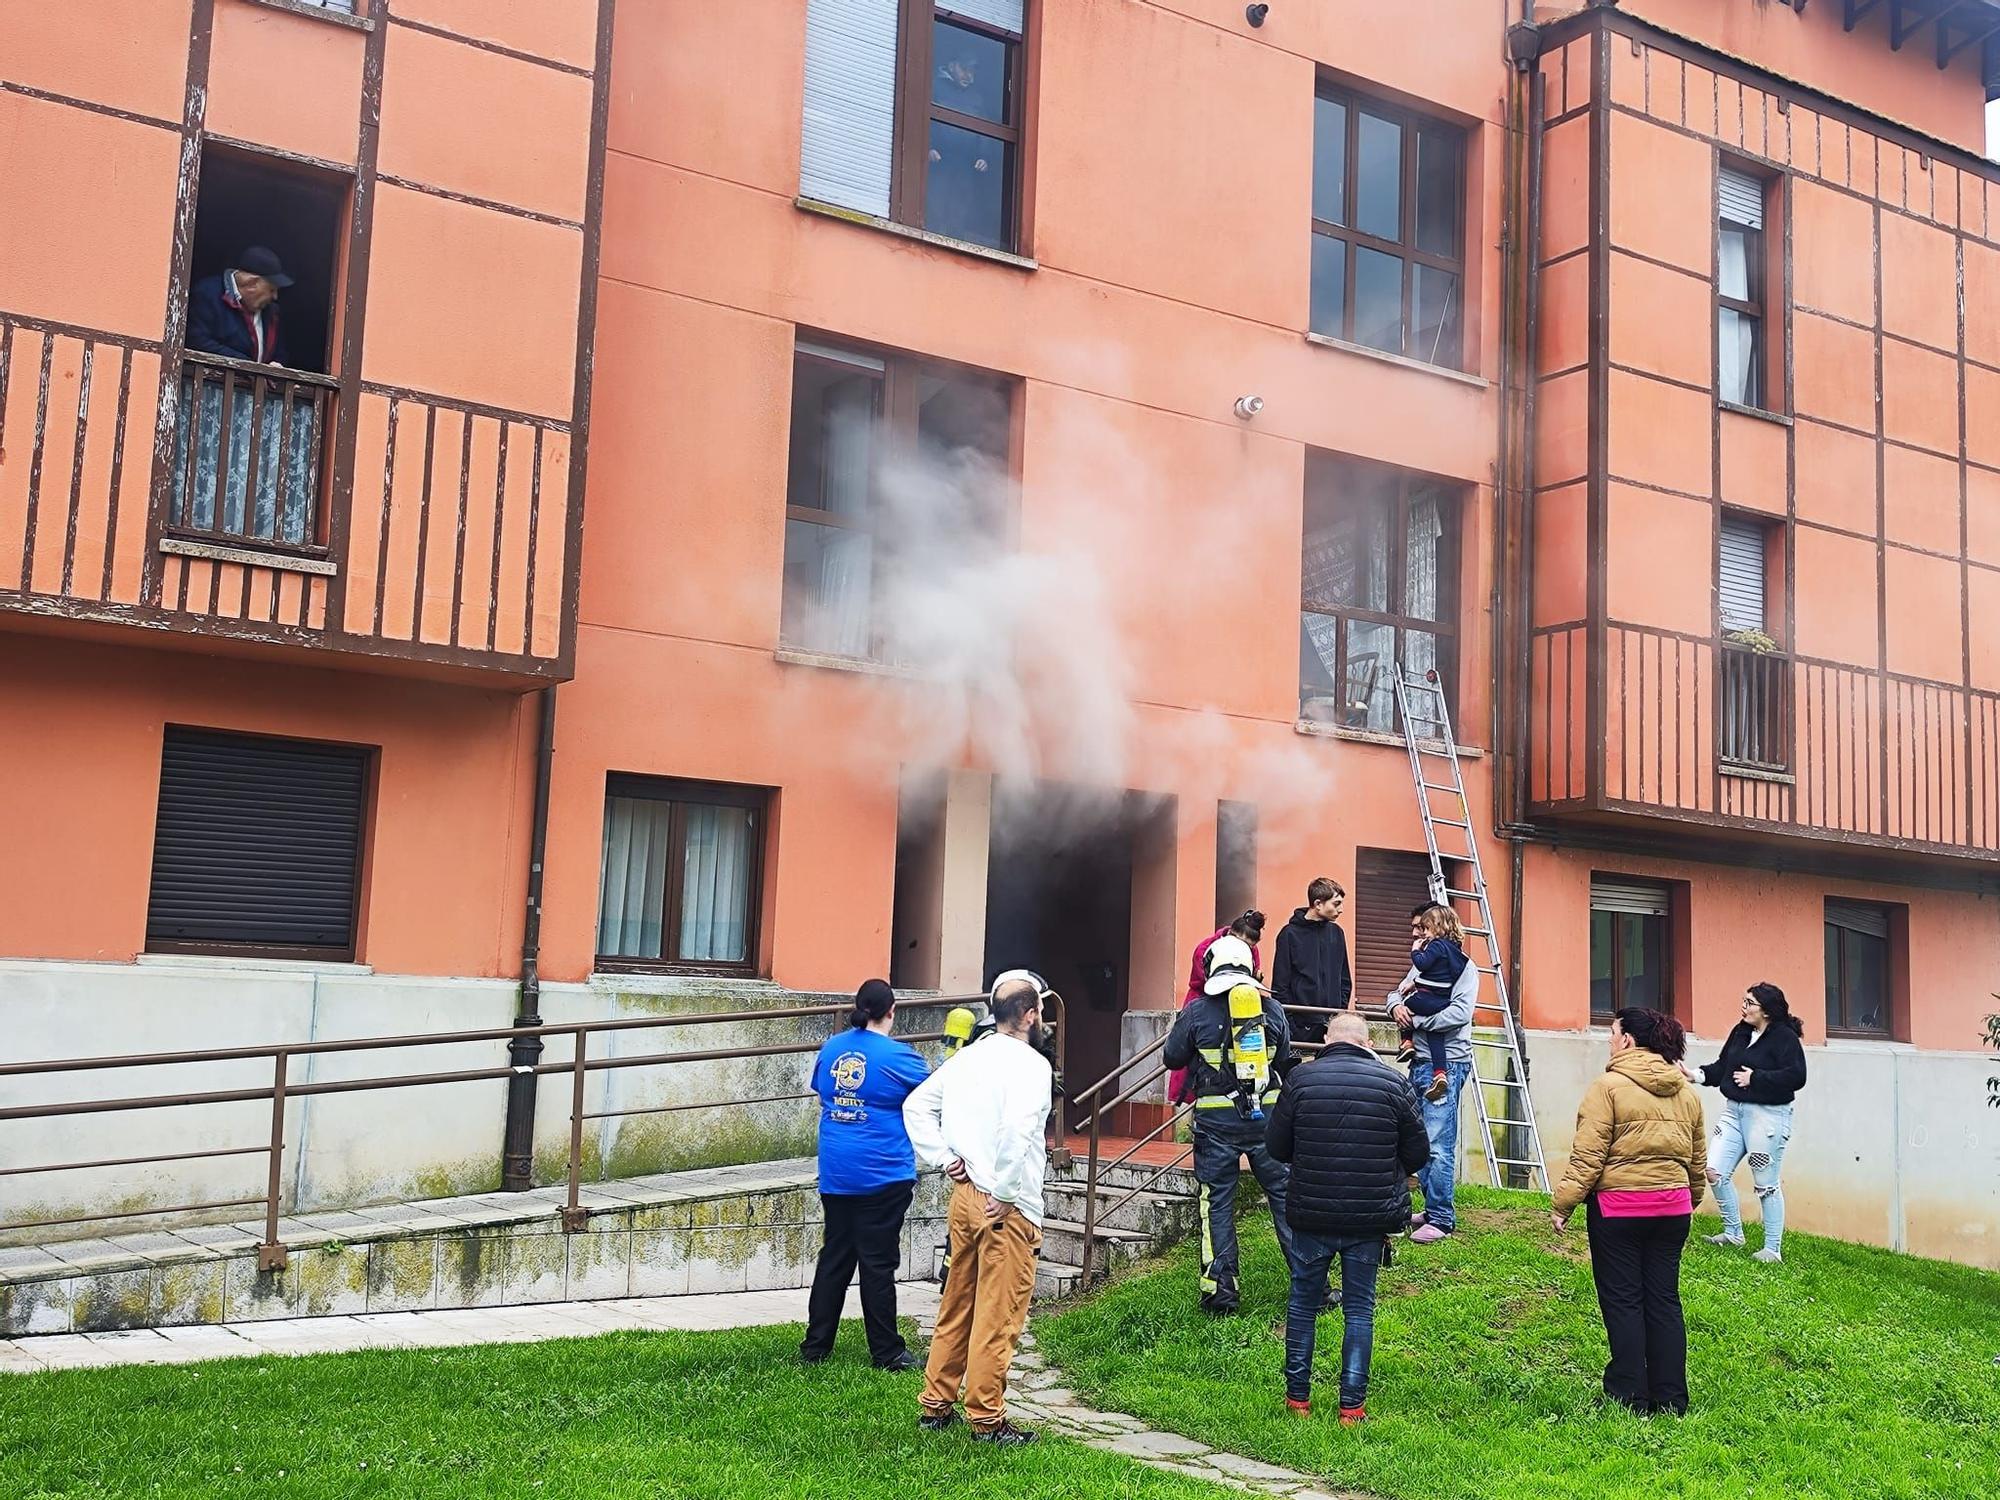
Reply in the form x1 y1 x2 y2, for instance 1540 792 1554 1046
832 1051 867 1093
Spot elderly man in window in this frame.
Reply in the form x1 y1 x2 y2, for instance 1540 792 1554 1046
186 246 292 367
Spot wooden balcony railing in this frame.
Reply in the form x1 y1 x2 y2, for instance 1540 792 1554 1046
167 353 337 556
1718 642 1791 773
1529 619 2000 859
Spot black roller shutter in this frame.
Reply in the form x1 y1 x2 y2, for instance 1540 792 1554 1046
146 727 369 958
1353 847 1438 1005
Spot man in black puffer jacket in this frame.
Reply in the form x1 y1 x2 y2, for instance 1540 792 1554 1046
1265 1011 1430 1423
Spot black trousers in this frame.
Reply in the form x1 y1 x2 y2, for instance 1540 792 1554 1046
1585 1198 1691 1414
801 1180 916 1364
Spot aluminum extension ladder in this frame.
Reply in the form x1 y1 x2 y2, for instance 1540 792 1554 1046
1391 666 1550 1192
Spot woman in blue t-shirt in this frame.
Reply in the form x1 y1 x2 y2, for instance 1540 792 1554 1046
800 979 932 1370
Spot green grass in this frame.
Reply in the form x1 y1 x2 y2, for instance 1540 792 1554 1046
1037 1188 2000 1500
0 1323 1231 1500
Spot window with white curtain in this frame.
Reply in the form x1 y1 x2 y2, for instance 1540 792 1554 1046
1298 453 1460 736
1717 166 1769 409
781 336 1012 661
596 776 769 973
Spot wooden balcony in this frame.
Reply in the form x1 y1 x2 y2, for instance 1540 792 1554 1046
0 313 575 682
1528 620 2000 862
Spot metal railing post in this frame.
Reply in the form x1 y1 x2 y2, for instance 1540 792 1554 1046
1079 1096 1103 1286
256 1051 289 1273
561 1031 589 1232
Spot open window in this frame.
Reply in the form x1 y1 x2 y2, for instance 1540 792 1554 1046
1718 512 1789 771
170 143 349 555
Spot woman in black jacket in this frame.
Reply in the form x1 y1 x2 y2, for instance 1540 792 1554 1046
1677 982 1807 1263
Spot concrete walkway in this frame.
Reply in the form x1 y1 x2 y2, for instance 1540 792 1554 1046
3 1280 1364 1500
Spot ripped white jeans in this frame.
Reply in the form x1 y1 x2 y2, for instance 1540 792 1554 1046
1708 1100 1793 1252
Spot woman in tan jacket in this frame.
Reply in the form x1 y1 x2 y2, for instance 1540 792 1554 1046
1551 1007 1707 1415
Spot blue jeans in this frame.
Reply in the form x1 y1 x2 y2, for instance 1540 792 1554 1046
1410 1058 1472 1232
1709 1100 1793 1252
1284 1229 1383 1408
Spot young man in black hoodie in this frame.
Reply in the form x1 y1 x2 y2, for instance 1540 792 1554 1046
1271 878 1353 1054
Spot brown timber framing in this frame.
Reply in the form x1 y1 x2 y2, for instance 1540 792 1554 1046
1509 4 2000 880
2 0 608 684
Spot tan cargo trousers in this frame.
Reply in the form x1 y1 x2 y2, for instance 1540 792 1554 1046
920 1181 1042 1430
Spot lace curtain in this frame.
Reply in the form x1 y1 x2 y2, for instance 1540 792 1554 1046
170 376 317 545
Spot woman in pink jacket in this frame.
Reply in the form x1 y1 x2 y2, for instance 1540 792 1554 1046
1166 910 1266 1103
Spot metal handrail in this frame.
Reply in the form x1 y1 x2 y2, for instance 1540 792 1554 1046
0 991 1047 1270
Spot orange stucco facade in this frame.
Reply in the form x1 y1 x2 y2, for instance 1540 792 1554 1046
4 2 2000 1258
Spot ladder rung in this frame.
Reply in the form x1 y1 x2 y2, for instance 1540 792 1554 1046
1420 781 1461 794
1489 1156 1545 1168
1468 1038 1518 1051
1483 1118 1539 1130
1444 888 1482 902
1462 926 1490 937
1432 817 1470 829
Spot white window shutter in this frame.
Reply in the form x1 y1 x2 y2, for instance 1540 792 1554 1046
940 1 1025 30
1590 878 1670 917
1826 899 1891 940
1718 168 1765 230
1719 517 1767 633
801 0 899 219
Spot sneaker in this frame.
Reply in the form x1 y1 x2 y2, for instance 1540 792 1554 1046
1410 1223 1450 1245
972 1420 1038 1447
918 1408 959 1433
1752 1247 1783 1264
1338 1405 1367 1426
1425 1069 1450 1102
874 1350 922 1372
1201 1293 1240 1315
1704 1232 1745 1248
1285 1397 1312 1418
1395 1042 1417 1067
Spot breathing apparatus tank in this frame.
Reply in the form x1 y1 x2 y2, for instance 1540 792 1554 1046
1226 982 1272 1121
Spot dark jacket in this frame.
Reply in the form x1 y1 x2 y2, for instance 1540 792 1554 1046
1265 1041 1430 1236
186 272 287 366
1697 1022 1808 1105
1270 908 1352 1044
1162 990 1292 1117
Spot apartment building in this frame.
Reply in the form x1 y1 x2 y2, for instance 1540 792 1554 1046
1 0 1995 1266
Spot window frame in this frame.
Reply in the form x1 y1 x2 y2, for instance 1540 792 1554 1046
781 334 1016 663
891 1 1028 252
1715 164 1773 412
594 774 771 978
1309 82 1467 368
1298 454 1462 733
144 724 372 964
1587 880 1674 1026
1824 900 1895 1039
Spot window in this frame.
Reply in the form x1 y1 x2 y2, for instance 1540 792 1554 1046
800 0 1028 252
1824 898 1893 1036
1309 85 1465 367
145 726 369 961
173 143 349 552
1718 514 1788 769
1589 878 1672 1025
1717 167 1768 409
782 337 1011 660
1299 453 1459 733
1353 848 1443 1004
597 777 771 974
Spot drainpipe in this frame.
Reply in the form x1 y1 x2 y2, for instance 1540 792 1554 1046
502 685 558 1191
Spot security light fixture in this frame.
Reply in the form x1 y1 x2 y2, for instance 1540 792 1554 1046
1246 3 1269 26
1234 395 1264 420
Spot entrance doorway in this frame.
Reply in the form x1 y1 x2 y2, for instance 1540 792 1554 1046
983 784 1168 1128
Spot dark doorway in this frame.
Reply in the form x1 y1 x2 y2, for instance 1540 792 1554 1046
983 784 1145 1131
189 143 349 375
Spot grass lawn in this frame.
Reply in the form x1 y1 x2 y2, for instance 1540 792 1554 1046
1037 1187 2000 1500
0 1322 1232 1500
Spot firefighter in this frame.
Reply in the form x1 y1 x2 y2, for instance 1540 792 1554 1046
1162 935 1303 1314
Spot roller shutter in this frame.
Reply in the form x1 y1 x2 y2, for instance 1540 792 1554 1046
145 727 368 957
1719 516 1767 633
1825 898 1890 940
1718 167 1765 229
801 0 899 217
1589 878 1670 917
1353 848 1438 1005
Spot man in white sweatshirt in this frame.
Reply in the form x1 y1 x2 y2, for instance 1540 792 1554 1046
904 971 1053 1446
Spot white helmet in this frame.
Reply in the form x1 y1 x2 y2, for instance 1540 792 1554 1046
1203 935 1257 995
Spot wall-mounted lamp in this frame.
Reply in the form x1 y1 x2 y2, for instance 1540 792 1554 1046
1233 395 1265 420
1246 4 1269 27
